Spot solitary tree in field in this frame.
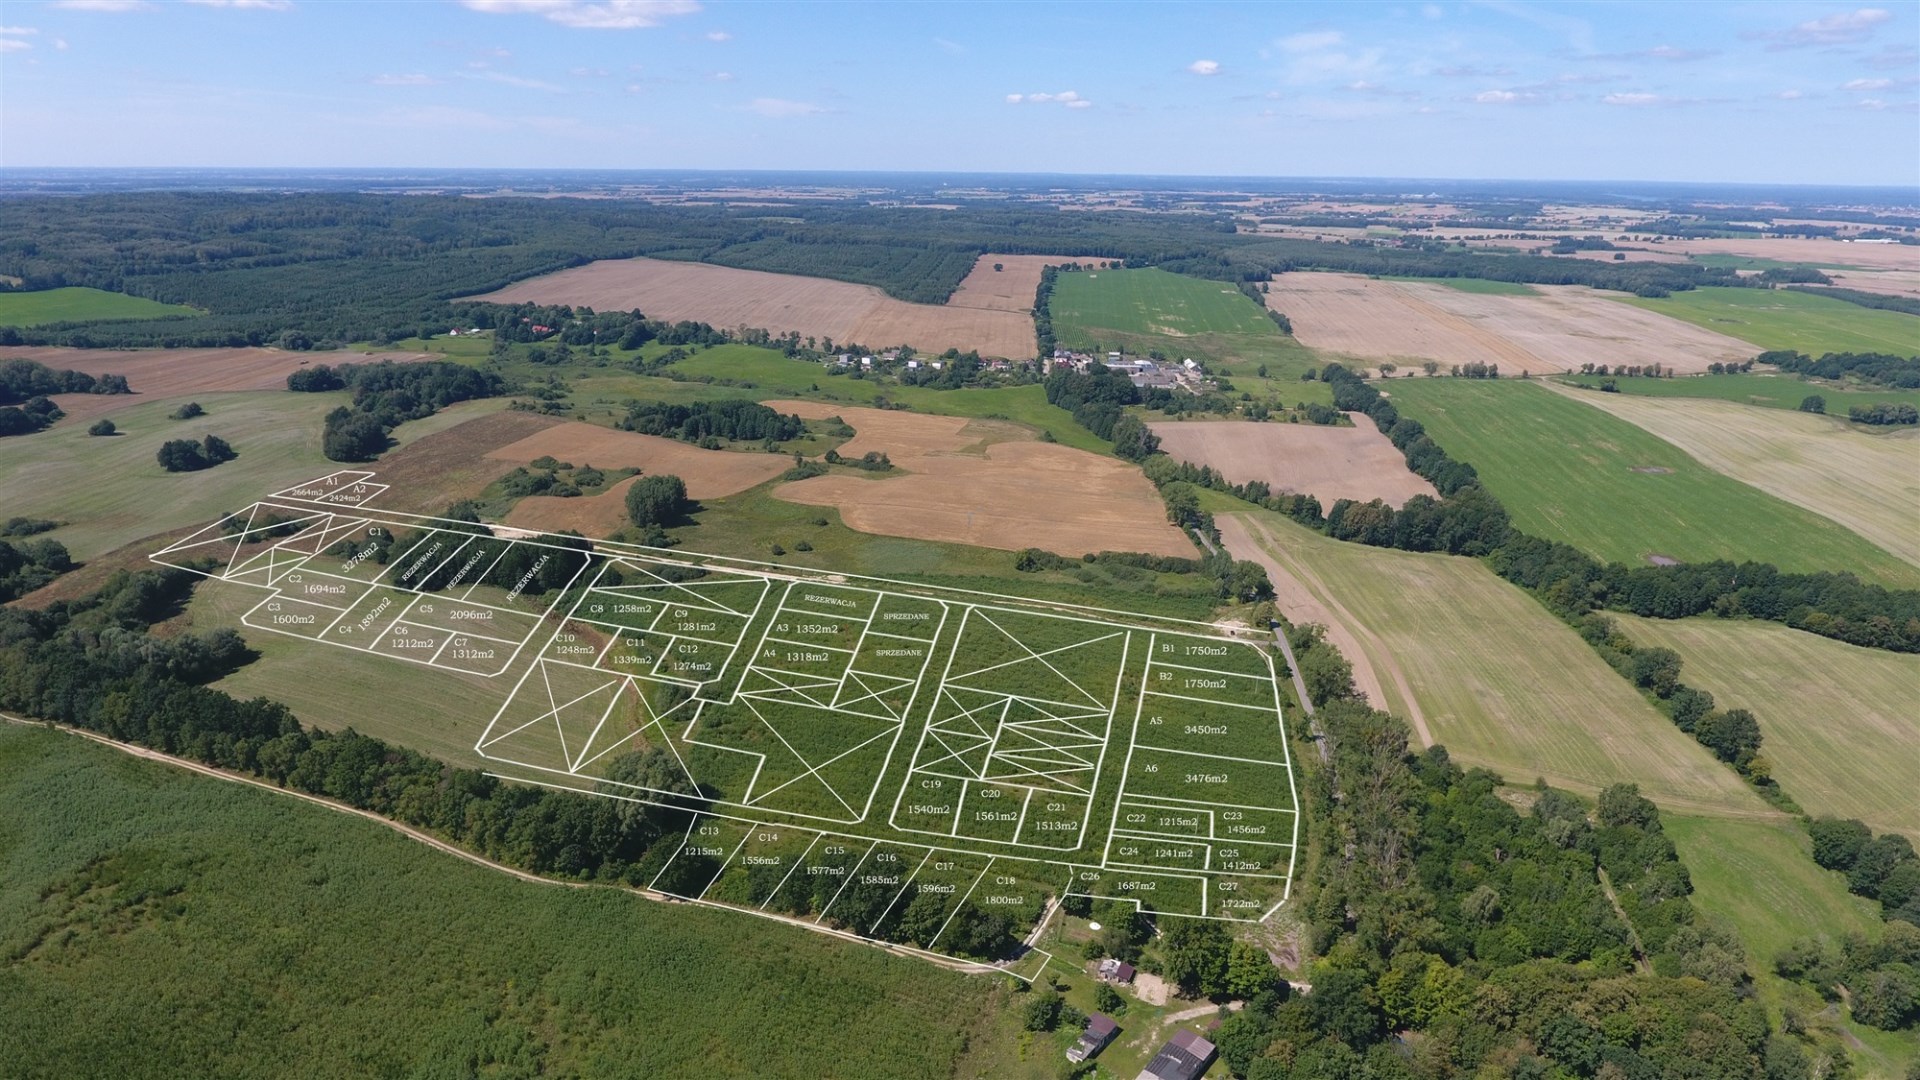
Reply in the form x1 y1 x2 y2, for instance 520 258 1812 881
1799 395 1826 414
87 419 116 436
624 473 689 529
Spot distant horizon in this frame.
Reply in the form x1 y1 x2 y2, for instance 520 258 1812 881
0 166 1912 203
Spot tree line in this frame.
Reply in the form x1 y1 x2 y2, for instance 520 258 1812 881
0 192 1775 351
1757 350 1920 389
0 535 72 603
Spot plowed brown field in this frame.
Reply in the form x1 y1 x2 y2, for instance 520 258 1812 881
4 346 432 427
1151 418 1436 507
469 255 1066 359
493 422 791 537
1265 273 1751 374
766 400 1192 557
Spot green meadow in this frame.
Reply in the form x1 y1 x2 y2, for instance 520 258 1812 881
1383 378 1919 586
1619 286 1920 356
0 286 198 326
0 725 1036 1080
1554 372 1920 413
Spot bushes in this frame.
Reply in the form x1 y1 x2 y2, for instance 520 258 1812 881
170 401 205 420
1850 403 1919 426
87 418 117 436
156 433 238 472
0 395 63 436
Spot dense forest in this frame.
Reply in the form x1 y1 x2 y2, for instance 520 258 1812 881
0 193 1753 349
1203 624 1835 1080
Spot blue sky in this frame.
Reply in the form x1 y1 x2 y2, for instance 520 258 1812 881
1 1 1916 184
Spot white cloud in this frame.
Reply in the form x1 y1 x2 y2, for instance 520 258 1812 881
460 0 701 31
1188 59 1220 76
53 37 69 49
570 66 610 76
184 0 294 9
1473 89 1522 104
50 0 153 9
705 29 729 41
372 73 438 86
0 25 38 35
1008 90 1092 108
933 37 964 55
1777 89 1805 100
478 71 565 91
1855 98 1889 110
744 97 825 118
1421 4 1443 19
0 38 29 52
1843 77 1894 91
1762 7 1893 48
1603 92 1663 106
1278 30 1343 53
711 70 734 81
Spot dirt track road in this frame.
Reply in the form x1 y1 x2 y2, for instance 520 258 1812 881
1215 514 1435 746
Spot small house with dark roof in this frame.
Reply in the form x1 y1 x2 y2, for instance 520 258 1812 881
1138 1029 1217 1080
1098 957 1136 984
1067 1012 1119 1063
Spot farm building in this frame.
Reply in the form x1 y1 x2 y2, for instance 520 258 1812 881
1067 1013 1119 1064
1138 1029 1217 1080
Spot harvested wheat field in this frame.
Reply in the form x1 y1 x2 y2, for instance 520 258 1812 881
943 254 1070 313
1664 236 1920 271
471 256 1039 358
361 405 561 514
493 422 792 536
1267 272 1753 374
1151 418 1436 507
1549 385 1920 567
1220 511 1776 820
1817 270 1920 300
765 400 1192 557
3 346 432 427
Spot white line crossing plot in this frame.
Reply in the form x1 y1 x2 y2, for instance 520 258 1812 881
152 500 579 676
159 475 1301 970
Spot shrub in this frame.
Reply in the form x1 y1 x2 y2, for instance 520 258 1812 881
87 418 117 436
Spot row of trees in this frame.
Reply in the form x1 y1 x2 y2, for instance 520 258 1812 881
1850 403 1919 426
0 357 129 403
1758 350 1920 389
